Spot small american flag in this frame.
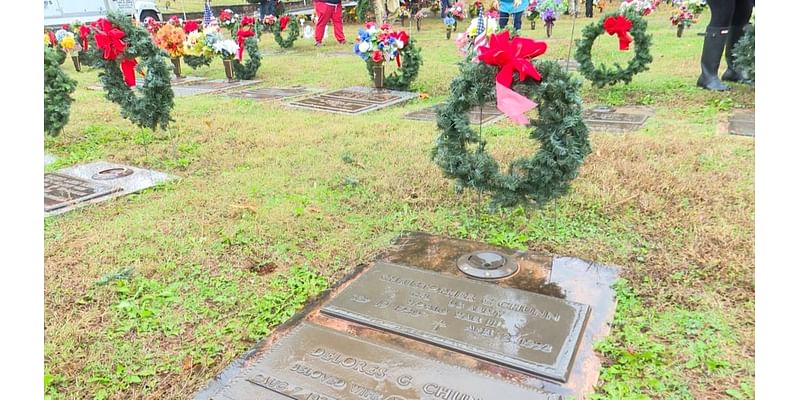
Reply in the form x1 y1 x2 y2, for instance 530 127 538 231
473 7 488 50
203 1 214 26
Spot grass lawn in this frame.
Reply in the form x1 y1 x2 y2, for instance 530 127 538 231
44 8 754 400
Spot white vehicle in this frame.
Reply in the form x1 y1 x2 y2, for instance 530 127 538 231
44 0 162 27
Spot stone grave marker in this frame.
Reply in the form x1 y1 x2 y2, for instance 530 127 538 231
195 232 618 399
582 106 651 133
225 86 319 101
45 161 175 216
404 104 505 125
173 79 262 97
729 110 755 137
286 86 417 115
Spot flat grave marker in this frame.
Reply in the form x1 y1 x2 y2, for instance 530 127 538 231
286 86 417 115
225 86 319 101
322 262 590 382
404 103 505 125
88 76 208 91
729 109 755 137
44 173 121 213
173 79 262 97
556 59 580 70
45 161 175 216
202 323 560 400
582 106 651 133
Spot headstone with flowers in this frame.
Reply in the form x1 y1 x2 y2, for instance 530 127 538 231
353 23 422 91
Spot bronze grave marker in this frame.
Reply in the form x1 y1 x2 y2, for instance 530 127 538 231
321 262 591 382
404 104 505 125
44 173 121 212
208 323 560 400
582 108 649 133
287 86 417 115
226 87 316 101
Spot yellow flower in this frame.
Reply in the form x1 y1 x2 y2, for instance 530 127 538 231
44 33 51 46
61 35 76 51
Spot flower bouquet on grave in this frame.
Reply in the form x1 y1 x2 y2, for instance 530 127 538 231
536 0 568 37
183 25 220 69
455 13 499 57
399 6 411 26
619 0 661 16
448 2 467 25
444 15 457 39
218 9 240 36
414 10 426 31
353 23 408 89
682 0 706 16
670 5 697 37
213 38 240 81
526 1 539 29
56 25 83 71
154 23 187 78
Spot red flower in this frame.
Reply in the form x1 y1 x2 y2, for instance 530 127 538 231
183 20 199 33
62 24 69 30
279 15 290 31
397 31 409 44
477 30 547 87
372 50 384 63
220 10 232 21
365 22 376 30
241 16 256 27
380 23 391 31
169 15 181 25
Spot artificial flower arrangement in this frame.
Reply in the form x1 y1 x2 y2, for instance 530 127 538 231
218 9 239 33
143 16 162 34
681 0 707 15
535 0 568 37
213 38 240 60
594 0 607 13
448 2 467 21
399 6 412 19
526 0 539 29
470 1 499 18
353 22 408 65
183 26 220 59
619 0 661 16
670 4 697 36
414 9 427 31
455 13 499 56
55 26 81 56
154 23 187 59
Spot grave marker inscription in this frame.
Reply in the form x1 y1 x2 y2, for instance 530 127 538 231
322 262 590 382
44 173 120 212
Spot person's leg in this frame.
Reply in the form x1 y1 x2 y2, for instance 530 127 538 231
697 0 736 90
586 0 593 17
440 0 450 19
722 0 754 81
513 12 522 30
332 3 346 43
499 12 510 29
314 2 332 44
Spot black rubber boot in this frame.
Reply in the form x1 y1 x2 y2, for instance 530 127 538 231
721 24 748 82
697 26 730 91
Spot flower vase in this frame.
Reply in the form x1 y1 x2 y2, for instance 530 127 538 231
417 18 421 31
223 59 235 81
373 62 385 89
530 20 536 30
400 16 406 27
171 57 183 78
677 25 685 38
446 27 452 39
71 55 81 72
454 21 458 31
546 21 553 38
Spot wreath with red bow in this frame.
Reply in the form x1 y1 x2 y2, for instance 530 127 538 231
89 12 174 130
574 11 653 88
269 15 300 49
234 16 262 80
433 31 591 208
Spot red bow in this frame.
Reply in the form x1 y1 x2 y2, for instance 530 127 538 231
48 31 57 47
477 30 547 87
121 58 137 87
236 29 255 61
94 18 127 60
79 25 90 51
241 16 256 27
604 15 633 51
279 15 290 31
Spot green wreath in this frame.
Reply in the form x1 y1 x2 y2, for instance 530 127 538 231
432 59 591 208
574 11 653 88
274 16 300 49
733 24 755 82
234 37 262 80
356 0 371 22
44 47 77 136
90 12 174 131
365 37 422 91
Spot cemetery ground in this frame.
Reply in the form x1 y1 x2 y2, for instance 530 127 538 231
44 9 754 400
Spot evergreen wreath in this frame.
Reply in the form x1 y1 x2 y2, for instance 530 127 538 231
365 37 422 91
574 11 653 88
733 24 755 82
432 58 591 208
90 12 175 131
274 16 300 48
44 47 78 136
356 0 371 22
234 36 262 80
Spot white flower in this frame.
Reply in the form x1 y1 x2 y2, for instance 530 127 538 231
396 40 404 49
358 41 371 53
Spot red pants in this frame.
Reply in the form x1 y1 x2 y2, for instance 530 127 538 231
314 2 345 43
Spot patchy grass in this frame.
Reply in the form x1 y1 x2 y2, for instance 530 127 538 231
45 9 753 400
